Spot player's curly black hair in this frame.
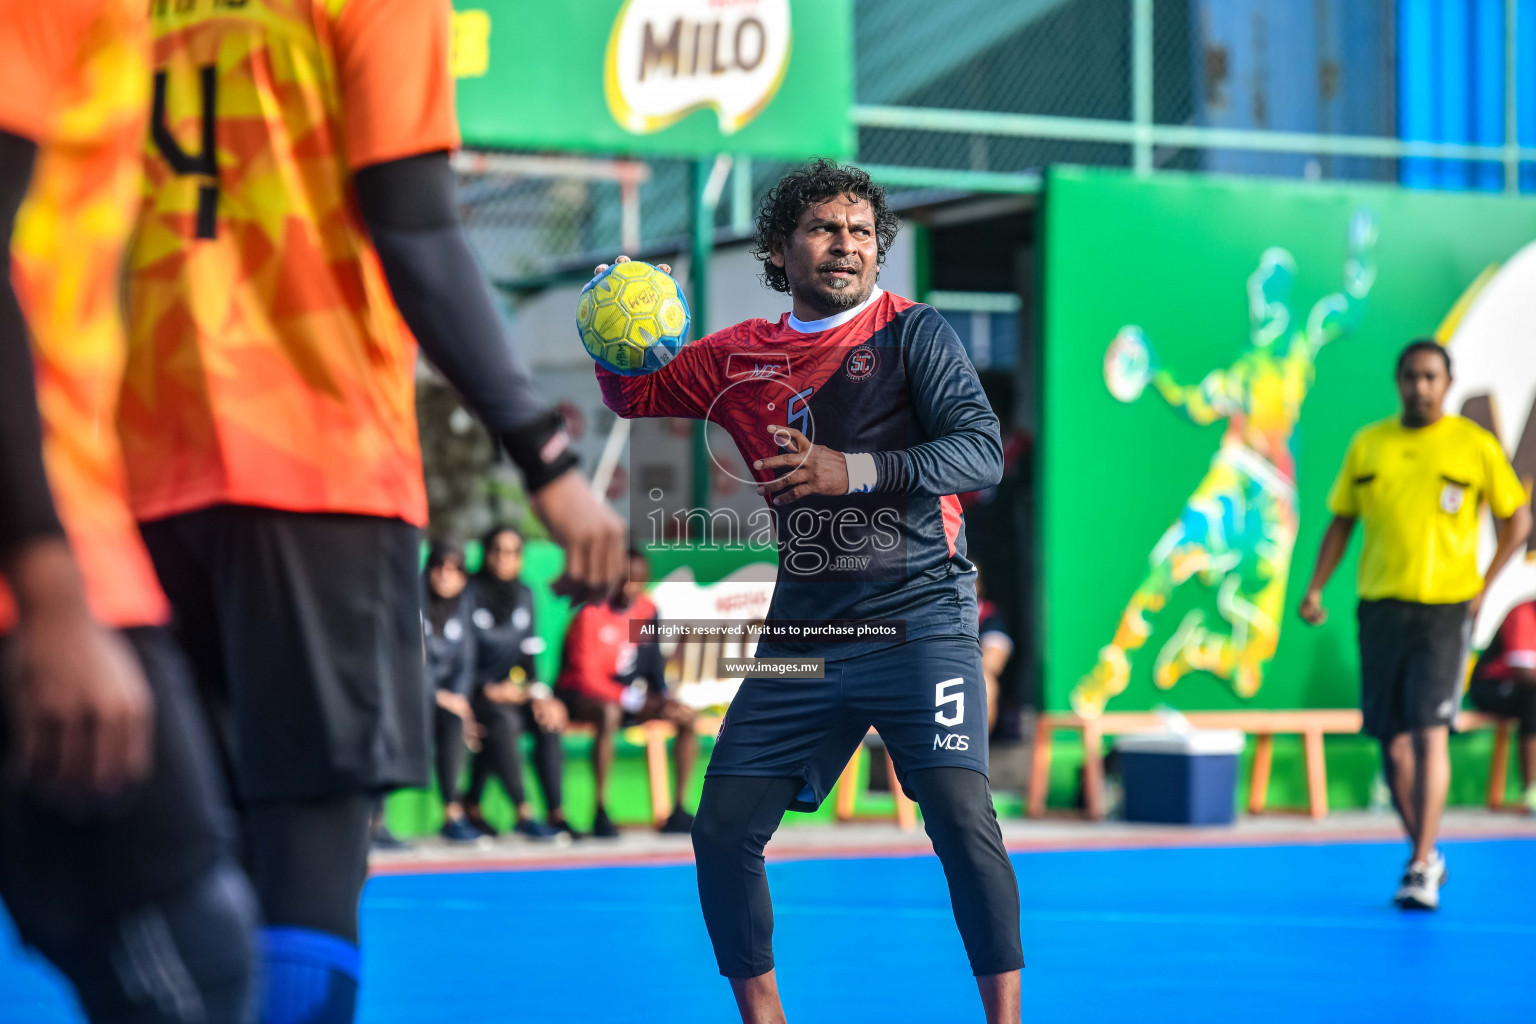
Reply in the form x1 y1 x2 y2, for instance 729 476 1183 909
751 159 901 294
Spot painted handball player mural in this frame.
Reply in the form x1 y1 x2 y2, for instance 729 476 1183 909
1072 213 1377 718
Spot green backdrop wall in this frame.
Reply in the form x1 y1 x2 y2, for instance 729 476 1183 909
1041 167 1536 715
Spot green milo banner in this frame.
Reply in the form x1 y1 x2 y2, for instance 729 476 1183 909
1042 167 1536 716
449 0 854 160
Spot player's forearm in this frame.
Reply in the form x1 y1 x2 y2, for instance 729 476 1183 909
2 535 91 620
0 132 62 562
596 356 708 420
868 429 1002 496
1483 507 1533 591
596 367 657 419
981 646 1010 678
1305 517 1355 593
355 152 576 491
453 648 476 697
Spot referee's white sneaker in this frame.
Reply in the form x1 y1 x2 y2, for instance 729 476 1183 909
1394 850 1446 911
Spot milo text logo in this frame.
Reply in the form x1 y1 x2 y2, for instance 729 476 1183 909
605 0 791 136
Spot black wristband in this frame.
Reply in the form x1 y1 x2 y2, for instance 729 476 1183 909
498 409 579 493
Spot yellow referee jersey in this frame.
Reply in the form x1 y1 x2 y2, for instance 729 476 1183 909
1327 415 1527 604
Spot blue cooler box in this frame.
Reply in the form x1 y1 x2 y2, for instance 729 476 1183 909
1116 730 1244 825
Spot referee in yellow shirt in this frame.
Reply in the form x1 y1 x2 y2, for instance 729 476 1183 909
1299 340 1530 911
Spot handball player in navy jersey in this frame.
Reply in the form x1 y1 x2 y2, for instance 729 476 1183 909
594 160 1022 1024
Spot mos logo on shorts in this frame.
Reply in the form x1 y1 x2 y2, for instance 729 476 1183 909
844 346 877 382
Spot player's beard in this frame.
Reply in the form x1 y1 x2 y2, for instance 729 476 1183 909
1401 397 1441 427
804 260 874 313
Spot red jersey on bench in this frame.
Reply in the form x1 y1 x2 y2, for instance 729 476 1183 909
556 595 657 703
1476 601 1536 682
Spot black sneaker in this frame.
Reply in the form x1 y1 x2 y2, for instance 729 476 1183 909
552 820 583 842
590 807 620 839
659 808 695 835
465 809 500 838
370 826 411 852
514 818 562 842
441 817 483 844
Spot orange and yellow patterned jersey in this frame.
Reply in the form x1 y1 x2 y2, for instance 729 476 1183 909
0 0 169 630
123 0 460 527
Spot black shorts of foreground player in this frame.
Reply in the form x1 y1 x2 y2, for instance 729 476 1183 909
593 159 1022 1023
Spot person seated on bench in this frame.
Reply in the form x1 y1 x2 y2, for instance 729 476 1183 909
977 570 1014 736
423 542 486 843
1468 595 1536 814
463 525 570 841
556 549 697 838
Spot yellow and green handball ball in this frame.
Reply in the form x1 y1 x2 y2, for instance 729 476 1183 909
575 260 692 376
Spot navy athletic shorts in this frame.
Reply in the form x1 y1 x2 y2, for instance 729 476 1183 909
706 636 989 811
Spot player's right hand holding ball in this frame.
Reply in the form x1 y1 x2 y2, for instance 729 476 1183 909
592 255 672 277
581 256 690 376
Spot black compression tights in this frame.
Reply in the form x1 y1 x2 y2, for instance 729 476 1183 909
692 768 1023 979
435 703 564 812
466 703 564 812
434 705 470 808
243 795 374 944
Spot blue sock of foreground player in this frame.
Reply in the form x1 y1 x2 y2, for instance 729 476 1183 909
260 926 359 1024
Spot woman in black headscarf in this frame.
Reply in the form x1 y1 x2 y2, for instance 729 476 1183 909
462 526 570 840
423 541 484 843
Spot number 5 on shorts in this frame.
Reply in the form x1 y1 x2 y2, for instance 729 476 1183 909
934 678 965 727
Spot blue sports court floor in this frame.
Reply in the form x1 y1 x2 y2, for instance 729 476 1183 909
4 834 1533 1023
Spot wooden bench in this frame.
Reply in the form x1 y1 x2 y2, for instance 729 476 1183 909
1460 711 1520 810
1029 710 1362 821
1029 709 1519 821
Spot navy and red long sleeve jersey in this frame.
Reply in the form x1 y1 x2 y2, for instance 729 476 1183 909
597 289 1003 660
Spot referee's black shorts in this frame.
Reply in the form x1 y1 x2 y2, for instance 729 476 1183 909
0 627 230 952
1357 598 1470 739
141 505 428 803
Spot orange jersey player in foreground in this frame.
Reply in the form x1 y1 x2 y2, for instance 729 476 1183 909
122 1 623 1021
0 1 256 1021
